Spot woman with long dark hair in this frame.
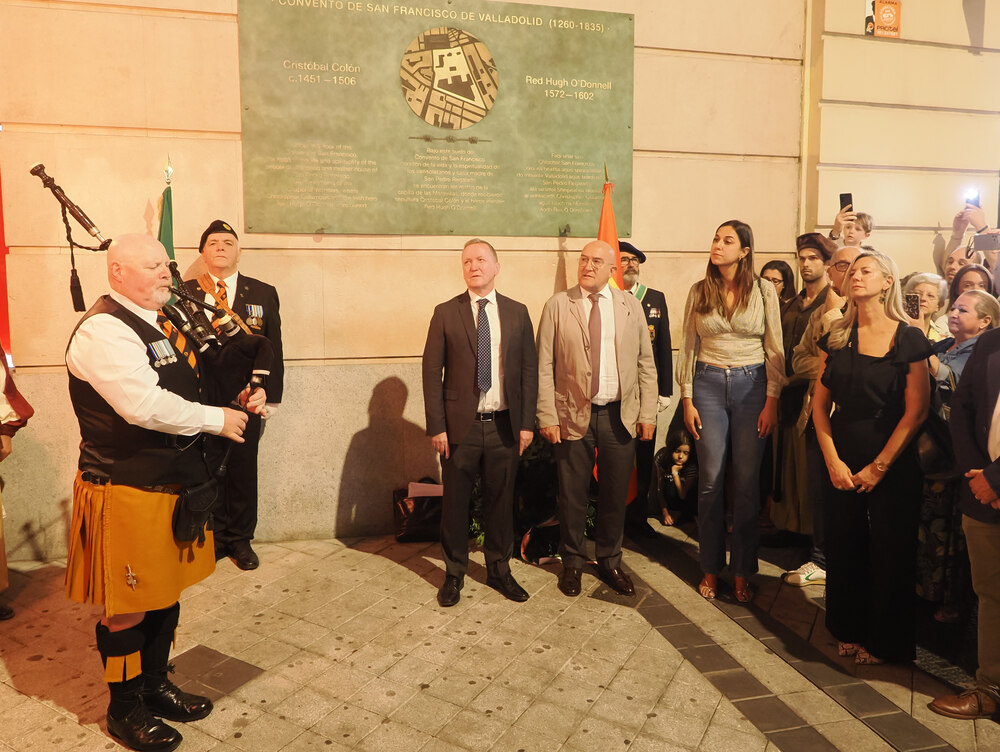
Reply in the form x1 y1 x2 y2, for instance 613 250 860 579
760 259 796 305
813 250 931 664
678 220 785 602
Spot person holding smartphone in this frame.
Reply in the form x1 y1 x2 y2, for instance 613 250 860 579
829 196 875 248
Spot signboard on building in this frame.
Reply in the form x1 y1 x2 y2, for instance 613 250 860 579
238 0 634 237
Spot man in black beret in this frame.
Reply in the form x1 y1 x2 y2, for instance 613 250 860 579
182 220 284 570
619 241 673 538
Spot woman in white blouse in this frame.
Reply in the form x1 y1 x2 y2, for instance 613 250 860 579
678 220 785 603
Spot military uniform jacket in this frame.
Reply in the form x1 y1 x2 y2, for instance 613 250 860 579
182 274 284 402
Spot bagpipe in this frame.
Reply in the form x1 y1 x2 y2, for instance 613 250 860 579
30 163 275 408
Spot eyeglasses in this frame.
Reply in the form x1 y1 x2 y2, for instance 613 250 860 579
579 256 607 269
832 261 852 272
620 256 640 267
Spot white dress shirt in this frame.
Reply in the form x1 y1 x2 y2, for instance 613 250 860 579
469 289 506 413
66 290 225 436
204 271 239 306
590 284 620 405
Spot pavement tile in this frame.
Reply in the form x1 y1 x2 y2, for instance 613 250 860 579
766 726 842 752
707 669 773 701
436 707 508 749
696 721 768 752
515 700 585 744
865 710 952 752
355 718 431 752
680 644 743 673
311 701 386 747
732 696 808 732
389 691 462 735
826 681 905 718
657 623 715 649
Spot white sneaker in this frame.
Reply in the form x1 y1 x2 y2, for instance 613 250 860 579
783 561 826 586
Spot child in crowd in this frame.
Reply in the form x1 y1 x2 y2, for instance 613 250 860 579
655 428 698 526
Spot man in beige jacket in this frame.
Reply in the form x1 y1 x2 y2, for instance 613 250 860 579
537 240 657 597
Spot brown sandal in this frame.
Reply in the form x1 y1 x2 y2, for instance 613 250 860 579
838 642 861 657
855 648 884 665
734 577 755 604
698 574 717 600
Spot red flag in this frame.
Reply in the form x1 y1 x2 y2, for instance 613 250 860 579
597 177 624 290
0 163 11 358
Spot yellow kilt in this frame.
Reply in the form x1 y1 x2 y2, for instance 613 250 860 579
65 472 215 616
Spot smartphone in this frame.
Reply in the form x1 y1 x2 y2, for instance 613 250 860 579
973 233 1000 253
965 189 981 208
903 293 920 320
839 193 853 211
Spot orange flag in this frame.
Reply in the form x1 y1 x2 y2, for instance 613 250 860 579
593 169 638 506
597 175 624 290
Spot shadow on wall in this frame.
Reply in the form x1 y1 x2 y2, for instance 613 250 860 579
964 0 985 50
336 376 440 537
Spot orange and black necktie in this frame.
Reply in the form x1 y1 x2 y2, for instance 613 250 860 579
156 311 199 378
211 280 227 330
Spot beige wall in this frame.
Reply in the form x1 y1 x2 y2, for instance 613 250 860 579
1 0 805 557
805 0 1000 273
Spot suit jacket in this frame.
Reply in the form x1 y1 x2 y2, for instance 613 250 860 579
949 327 1000 524
633 285 673 397
181 274 284 402
537 284 657 440
422 291 538 447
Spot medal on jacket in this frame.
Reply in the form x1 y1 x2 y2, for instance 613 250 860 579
245 304 264 328
148 339 176 368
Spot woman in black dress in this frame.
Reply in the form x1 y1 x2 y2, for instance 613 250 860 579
812 250 931 664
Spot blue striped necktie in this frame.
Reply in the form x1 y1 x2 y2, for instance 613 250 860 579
477 298 491 393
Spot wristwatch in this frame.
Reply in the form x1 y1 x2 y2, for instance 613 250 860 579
874 459 889 473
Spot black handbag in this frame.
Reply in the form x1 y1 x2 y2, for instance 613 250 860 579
916 375 958 481
172 478 218 545
392 487 442 543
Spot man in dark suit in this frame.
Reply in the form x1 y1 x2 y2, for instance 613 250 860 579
422 238 538 607
618 241 672 538
183 220 284 570
929 327 1000 721
537 240 658 597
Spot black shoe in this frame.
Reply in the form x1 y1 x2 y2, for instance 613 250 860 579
558 566 582 597
229 540 259 571
437 575 463 607
486 572 529 602
107 702 182 752
0 604 13 620
141 678 213 722
598 566 635 596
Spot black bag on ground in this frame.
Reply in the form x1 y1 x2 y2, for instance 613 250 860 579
393 487 441 543
172 478 218 545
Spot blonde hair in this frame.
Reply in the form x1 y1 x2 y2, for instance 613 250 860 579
827 249 907 350
957 289 1000 330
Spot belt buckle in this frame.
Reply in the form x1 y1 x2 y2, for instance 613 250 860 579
480 412 494 422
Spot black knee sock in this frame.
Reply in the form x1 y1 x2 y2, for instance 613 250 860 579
140 602 180 688
96 621 146 718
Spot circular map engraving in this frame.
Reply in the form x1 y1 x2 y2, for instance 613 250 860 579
400 27 498 130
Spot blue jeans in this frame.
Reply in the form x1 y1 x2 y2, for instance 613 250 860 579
693 362 768 577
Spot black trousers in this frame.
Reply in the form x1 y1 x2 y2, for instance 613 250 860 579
210 412 263 546
554 402 635 570
824 450 921 662
440 412 518 579
625 431 655 525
